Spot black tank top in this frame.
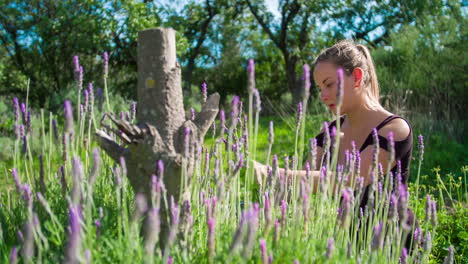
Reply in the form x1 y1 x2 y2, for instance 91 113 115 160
314 114 413 185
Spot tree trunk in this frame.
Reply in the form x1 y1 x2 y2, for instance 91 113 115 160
285 55 302 106
96 27 219 247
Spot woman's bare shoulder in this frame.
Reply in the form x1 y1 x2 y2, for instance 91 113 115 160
378 117 411 141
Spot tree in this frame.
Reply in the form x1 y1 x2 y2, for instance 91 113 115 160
0 0 162 108
245 0 327 105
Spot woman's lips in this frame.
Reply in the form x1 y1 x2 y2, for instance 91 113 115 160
328 104 335 108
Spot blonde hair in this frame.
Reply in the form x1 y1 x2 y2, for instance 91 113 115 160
313 40 380 103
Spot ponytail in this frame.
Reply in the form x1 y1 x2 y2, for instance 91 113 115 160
356 44 380 103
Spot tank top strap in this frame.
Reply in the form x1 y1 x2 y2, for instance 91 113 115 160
358 115 401 152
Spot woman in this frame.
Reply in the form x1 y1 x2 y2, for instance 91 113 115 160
254 39 417 250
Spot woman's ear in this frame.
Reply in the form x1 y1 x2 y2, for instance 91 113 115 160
352 68 363 88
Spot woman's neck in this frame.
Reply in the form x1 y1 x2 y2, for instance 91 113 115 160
345 96 383 127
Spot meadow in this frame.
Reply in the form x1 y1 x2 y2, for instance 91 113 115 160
0 57 466 264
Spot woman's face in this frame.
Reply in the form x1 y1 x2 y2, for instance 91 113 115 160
313 61 357 115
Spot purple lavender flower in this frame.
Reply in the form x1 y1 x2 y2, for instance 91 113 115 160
423 231 432 253
268 121 274 145
65 205 82 263
13 97 20 124
201 82 208 103
12 168 22 193
325 238 334 259
71 157 84 204
338 188 352 225
167 257 173 264
51 119 59 141
247 59 255 94
274 218 280 243
253 88 261 112
88 83 94 113
78 66 83 91
89 148 101 185
190 108 195 120
302 64 311 99
95 220 101 238
60 165 67 195
131 101 137 121
219 109 225 136
73 55 80 72
418 134 424 161
387 131 395 161
260 239 268 264
10 246 18 264
400 248 408 264
64 100 74 133
336 67 344 107
388 194 398 222
371 222 383 251
22 184 32 206
280 200 287 228
144 208 160 254
230 96 240 129
103 51 109 77
264 192 272 229
207 217 215 259
21 217 34 261
443 246 454 264
297 102 303 122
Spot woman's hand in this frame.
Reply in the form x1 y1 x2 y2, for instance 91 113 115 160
252 160 268 185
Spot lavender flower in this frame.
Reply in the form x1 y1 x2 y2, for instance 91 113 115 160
65 205 82 263
268 121 274 145
400 248 408 264
95 220 101 238
131 101 137 121
253 88 261 112
201 82 207 103
338 188 352 225
39 155 46 192
371 222 383 251
219 109 226 137
144 208 160 254
302 64 311 100
388 194 398 222
297 102 303 123
103 51 109 77
325 238 334 259
21 217 34 261
274 219 280 243
230 96 240 128
10 246 18 264
423 231 432 253
280 200 287 228
52 119 59 141
247 58 255 94
12 168 22 193
71 157 84 204
418 134 424 162
264 192 272 231
88 82 94 113
13 97 19 124
387 131 395 162
167 257 173 264
64 100 74 133
336 68 344 107
207 217 215 260
60 165 67 195
260 239 268 264
443 246 454 264
190 108 195 120
78 66 83 91
73 55 80 73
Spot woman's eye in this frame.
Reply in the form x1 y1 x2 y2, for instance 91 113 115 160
326 82 334 88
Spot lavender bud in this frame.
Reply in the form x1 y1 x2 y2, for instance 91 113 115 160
131 101 136 121
103 51 109 77
144 208 160 254
253 88 261 112
219 109 225 136
423 231 432 253
190 108 195 120
247 59 255 94
280 200 287 228
12 168 22 193
230 96 240 128
260 239 268 264
65 205 82 263
10 246 18 264
73 55 80 72
201 82 208 103
400 248 408 264
60 165 67 195
302 64 311 100
325 238 334 259
51 119 59 141
88 83 94 113
64 100 74 133
13 97 20 124
167 257 173 264
297 102 303 122
371 222 383 251
388 131 395 161
78 66 83 91
207 217 215 259
418 134 424 161
268 121 274 144
71 157 84 204
443 246 454 264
